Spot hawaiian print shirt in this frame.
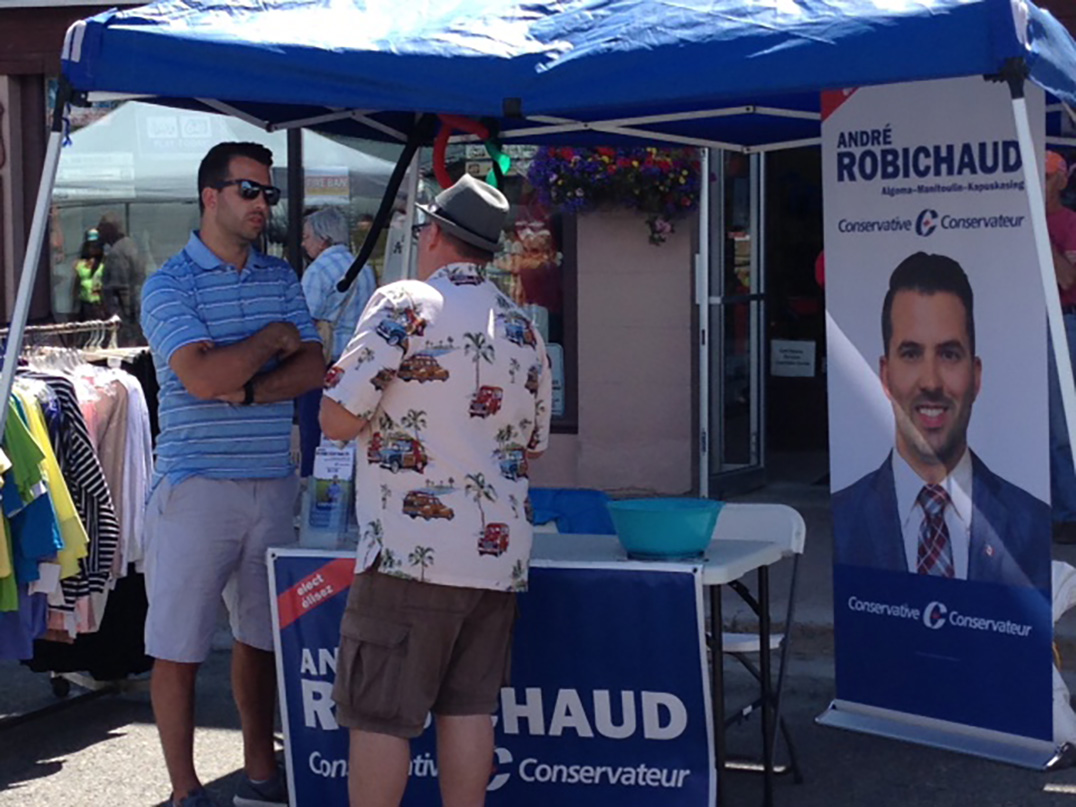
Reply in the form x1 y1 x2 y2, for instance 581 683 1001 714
324 262 553 592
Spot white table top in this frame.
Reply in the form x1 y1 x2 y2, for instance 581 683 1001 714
531 532 788 586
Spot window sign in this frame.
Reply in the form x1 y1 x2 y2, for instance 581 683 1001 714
547 342 565 417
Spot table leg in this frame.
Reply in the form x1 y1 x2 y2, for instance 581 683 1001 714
758 565 773 807
710 583 725 806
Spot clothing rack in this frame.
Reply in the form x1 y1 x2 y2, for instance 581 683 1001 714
0 315 122 350
0 321 152 730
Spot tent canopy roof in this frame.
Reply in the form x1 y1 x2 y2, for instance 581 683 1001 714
61 0 1076 150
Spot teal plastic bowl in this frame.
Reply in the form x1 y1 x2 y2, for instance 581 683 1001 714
606 497 724 560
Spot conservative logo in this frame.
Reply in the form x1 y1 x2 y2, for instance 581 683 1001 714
915 209 938 237
923 600 947 629
847 595 1033 637
837 208 1025 236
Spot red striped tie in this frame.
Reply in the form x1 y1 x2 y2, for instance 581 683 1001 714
916 484 954 578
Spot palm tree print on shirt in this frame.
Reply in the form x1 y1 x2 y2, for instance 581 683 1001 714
380 547 401 572
465 472 497 531
401 409 428 441
364 520 384 548
463 332 495 391
510 558 527 591
408 546 435 581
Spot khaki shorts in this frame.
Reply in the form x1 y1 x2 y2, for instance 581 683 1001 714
143 475 298 663
333 570 516 739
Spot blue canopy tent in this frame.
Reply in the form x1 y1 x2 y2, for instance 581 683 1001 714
8 0 1076 774
54 0 1076 148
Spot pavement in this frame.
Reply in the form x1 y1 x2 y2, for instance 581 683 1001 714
6 481 1076 805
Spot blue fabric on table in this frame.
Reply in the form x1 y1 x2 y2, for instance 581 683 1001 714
530 487 616 535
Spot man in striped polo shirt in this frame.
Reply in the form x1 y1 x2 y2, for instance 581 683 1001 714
140 142 324 807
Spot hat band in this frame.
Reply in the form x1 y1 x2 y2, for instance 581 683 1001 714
430 205 496 247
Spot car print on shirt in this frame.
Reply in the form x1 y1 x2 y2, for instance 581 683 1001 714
478 523 510 556
470 385 503 418
525 364 542 395
494 425 528 480
402 489 455 521
494 445 529 481
367 431 428 473
375 306 427 351
398 352 450 383
371 367 397 390
446 265 484 286
500 312 536 348
324 365 344 389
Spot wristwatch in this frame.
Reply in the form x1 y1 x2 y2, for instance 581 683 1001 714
242 378 256 406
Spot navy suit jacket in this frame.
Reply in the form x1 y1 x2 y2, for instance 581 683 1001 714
832 452 1050 590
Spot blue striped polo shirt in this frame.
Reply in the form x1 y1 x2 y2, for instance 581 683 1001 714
141 232 320 487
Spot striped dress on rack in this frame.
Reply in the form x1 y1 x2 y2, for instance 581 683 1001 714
22 372 120 605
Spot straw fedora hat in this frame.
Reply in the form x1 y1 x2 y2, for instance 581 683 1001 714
417 174 509 252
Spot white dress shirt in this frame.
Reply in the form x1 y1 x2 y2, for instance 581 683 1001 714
893 448 973 579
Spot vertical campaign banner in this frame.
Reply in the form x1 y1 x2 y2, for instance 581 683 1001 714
821 77 1054 757
270 551 714 807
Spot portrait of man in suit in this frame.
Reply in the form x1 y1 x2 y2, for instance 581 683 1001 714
832 251 1050 589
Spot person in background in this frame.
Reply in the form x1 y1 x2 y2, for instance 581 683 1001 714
98 211 148 344
296 207 376 478
140 141 323 807
74 227 105 321
355 213 374 247
1046 150 1076 544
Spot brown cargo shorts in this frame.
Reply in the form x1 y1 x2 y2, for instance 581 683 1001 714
332 569 517 739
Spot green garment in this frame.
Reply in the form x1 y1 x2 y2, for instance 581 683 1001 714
75 259 103 303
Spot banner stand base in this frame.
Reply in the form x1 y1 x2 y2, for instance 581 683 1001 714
817 699 1063 770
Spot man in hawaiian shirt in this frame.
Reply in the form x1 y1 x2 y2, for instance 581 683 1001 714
321 174 552 807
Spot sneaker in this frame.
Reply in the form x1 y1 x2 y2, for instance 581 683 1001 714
234 770 288 807
174 788 218 807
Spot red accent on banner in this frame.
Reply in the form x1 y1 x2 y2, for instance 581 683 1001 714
277 557 356 630
821 88 858 121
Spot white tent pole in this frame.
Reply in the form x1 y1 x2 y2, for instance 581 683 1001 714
400 149 421 279
1011 92 1076 502
0 128 63 434
697 148 711 498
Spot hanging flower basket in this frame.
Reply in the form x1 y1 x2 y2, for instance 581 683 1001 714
527 146 702 245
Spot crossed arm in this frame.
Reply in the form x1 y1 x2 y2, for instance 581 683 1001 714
169 321 325 404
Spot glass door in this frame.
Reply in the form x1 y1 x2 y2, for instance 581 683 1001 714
705 150 766 495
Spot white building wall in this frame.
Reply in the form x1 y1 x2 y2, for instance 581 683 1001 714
531 209 696 495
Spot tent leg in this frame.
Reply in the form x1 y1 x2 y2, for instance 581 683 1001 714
399 150 421 280
1009 86 1076 519
0 127 63 435
697 148 711 499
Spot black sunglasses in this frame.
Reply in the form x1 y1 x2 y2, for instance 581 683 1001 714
213 178 282 206
411 221 431 241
